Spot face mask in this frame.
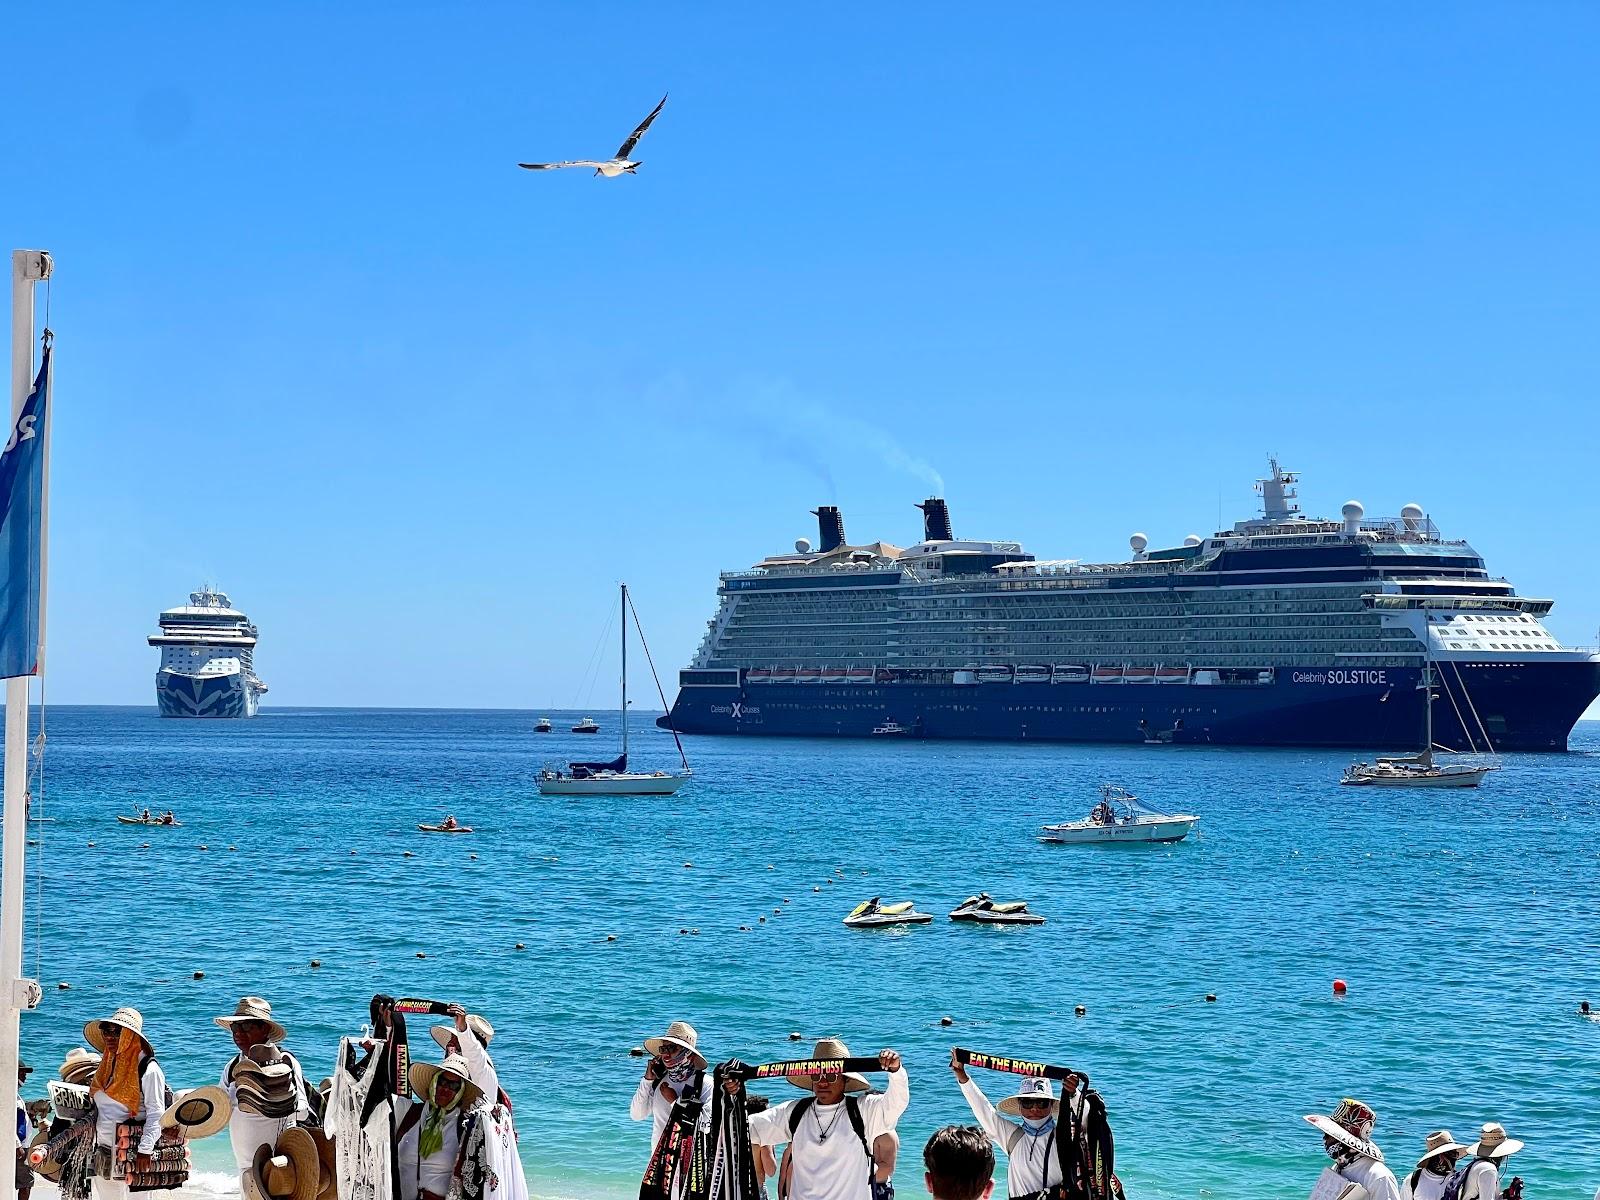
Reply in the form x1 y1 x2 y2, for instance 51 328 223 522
1022 1115 1056 1135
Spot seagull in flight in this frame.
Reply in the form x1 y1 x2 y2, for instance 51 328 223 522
519 95 668 177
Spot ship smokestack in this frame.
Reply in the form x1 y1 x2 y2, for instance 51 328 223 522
917 497 953 542
812 506 846 553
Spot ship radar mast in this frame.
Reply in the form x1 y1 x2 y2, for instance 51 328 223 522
1255 456 1300 521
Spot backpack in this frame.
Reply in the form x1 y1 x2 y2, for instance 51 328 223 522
1440 1161 1485 1200
786 1096 874 1199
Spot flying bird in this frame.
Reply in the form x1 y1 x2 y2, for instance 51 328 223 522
519 94 669 177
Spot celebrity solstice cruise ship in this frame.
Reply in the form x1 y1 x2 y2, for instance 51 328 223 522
148 586 268 718
660 462 1600 750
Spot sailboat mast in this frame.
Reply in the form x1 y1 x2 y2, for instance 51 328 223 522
1422 658 1434 764
620 582 628 761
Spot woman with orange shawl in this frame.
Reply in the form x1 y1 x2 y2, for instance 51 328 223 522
85 1007 170 1200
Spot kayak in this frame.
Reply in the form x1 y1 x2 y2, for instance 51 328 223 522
417 824 473 834
117 816 182 827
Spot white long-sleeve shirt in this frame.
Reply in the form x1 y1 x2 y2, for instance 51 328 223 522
629 1069 713 1150
93 1059 168 1155
1461 1160 1502 1200
1335 1155 1403 1200
1400 1165 1451 1200
454 1027 502 1108
958 1076 1068 1197
748 1070 909 1200
220 1051 311 1171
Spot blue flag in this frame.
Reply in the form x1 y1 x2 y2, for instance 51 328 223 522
0 344 49 679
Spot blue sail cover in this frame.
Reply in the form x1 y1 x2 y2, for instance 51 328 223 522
0 346 49 679
569 753 626 777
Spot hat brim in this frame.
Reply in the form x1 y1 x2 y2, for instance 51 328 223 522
216 1014 288 1044
307 1127 337 1200
162 1086 233 1140
997 1097 1061 1117
1416 1141 1469 1167
1466 1138 1524 1159
277 1128 322 1200
642 1035 707 1069
1305 1115 1383 1161
408 1061 484 1108
83 1016 150 1055
786 1071 870 1094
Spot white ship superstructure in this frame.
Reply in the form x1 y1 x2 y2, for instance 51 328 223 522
148 586 268 718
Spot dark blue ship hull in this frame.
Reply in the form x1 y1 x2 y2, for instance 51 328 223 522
155 669 252 718
661 661 1600 751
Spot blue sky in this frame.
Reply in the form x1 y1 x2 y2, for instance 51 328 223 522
8 2 1600 708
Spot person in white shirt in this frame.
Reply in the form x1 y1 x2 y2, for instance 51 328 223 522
214 995 311 1198
630 1020 713 1155
431 1006 504 1110
1458 1123 1524 1200
1401 1130 1467 1200
949 1052 1070 1200
84 1006 168 1200
1303 1096 1402 1200
396 1054 483 1200
742 1038 908 1200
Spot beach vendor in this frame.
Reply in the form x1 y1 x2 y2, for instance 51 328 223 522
741 1038 908 1200
1304 1097 1402 1200
922 1125 995 1200
431 1005 505 1109
1401 1130 1467 1200
216 997 311 1197
395 1053 527 1200
1457 1123 1525 1200
16 1058 34 1200
949 1051 1070 1200
85 1006 182 1200
630 1021 712 1154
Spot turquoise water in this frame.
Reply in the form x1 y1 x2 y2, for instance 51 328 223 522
12 707 1600 1198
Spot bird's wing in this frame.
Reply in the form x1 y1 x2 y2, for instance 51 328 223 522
517 160 607 170
614 94 668 159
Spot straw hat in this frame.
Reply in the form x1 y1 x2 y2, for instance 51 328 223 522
84 1006 151 1054
409 1054 484 1108
1415 1129 1468 1168
235 1045 299 1117
215 996 287 1045
1304 1097 1384 1161
161 1085 232 1140
305 1127 338 1200
57 1047 100 1086
786 1038 870 1094
996 1076 1059 1117
642 1021 707 1070
246 1129 320 1200
430 1014 495 1052
1466 1123 1524 1160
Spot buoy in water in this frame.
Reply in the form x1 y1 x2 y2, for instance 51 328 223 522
470 854 477 861
1333 979 1348 995
605 934 616 942
229 845 238 851
193 971 204 980
403 851 414 858
57 982 69 991
684 862 693 869
812 886 820 892
939 1016 953 1027
788 1032 802 1041
310 960 322 968
1205 993 1217 1002
629 1046 645 1057
1074 1005 1086 1017
516 943 527 950
759 916 766 923
416 952 426 959
199 845 209 851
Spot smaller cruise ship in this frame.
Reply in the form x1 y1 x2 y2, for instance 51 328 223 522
148 587 268 718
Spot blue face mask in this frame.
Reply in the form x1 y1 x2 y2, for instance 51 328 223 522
1022 1115 1056 1135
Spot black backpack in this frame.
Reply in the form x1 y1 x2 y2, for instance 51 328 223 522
786 1095 873 1198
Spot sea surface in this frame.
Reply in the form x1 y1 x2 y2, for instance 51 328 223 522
9 707 1600 1198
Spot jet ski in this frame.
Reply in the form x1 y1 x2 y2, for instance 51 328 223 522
948 893 1045 925
843 897 933 928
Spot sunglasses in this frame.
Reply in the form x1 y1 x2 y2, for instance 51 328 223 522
1018 1099 1052 1110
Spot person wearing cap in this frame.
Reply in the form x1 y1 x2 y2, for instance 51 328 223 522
631 1021 713 1155
432 1004 505 1110
1457 1123 1524 1200
1401 1130 1468 1200
1303 1097 1401 1200
216 997 311 1198
15 1058 34 1200
740 1038 908 1200
85 1006 169 1200
949 1052 1071 1200
922 1124 995 1200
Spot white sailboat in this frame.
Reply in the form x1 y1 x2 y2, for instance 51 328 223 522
538 583 692 796
1341 661 1499 788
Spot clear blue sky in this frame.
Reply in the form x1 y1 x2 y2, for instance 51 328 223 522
9 2 1600 708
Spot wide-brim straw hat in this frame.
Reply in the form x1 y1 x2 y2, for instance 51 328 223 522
430 1014 495 1052
1466 1123 1524 1160
1304 1097 1383 1161
1415 1129 1468 1168
247 1129 319 1200
161 1085 232 1140
58 1047 100 1085
642 1020 707 1069
306 1127 338 1200
84 1006 151 1054
997 1076 1060 1117
786 1038 870 1094
409 1054 484 1109
215 996 287 1045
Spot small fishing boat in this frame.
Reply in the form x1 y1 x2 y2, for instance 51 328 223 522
1038 784 1198 844
843 897 933 928
418 821 473 834
948 893 1044 925
535 717 552 733
871 720 908 737
117 814 181 827
571 717 600 733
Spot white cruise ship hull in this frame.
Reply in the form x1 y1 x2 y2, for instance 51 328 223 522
155 667 259 718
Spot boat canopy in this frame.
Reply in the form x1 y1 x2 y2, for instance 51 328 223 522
570 752 626 777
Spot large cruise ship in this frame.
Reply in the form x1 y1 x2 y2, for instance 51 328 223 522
660 462 1600 750
148 587 269 718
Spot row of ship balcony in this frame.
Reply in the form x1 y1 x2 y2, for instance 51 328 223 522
742 664 1314 686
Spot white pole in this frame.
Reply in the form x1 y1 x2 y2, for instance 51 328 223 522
1 248 51 1200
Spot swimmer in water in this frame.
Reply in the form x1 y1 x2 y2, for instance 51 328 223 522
1581 1000 1597 1020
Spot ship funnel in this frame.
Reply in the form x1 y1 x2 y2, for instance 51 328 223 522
812 506 846 553
917 497 953 542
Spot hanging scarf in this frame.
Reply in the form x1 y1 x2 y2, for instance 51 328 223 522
418 1076 462 1160
90 1029 144 1115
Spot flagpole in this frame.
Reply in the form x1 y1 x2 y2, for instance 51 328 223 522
1 248 50 1200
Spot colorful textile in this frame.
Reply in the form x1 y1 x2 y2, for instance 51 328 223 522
91 1031 144 1117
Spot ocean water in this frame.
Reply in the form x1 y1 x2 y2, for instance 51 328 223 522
10 706 1600 1199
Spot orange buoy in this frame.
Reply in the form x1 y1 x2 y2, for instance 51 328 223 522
1333 979 1348 995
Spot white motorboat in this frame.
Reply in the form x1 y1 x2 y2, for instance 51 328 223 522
871 720 908 737
538 584 693 797
1341 662 1499 788
948 893 1044 925
535 717 552 733
1038 784 1198 844
843 897 933 928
